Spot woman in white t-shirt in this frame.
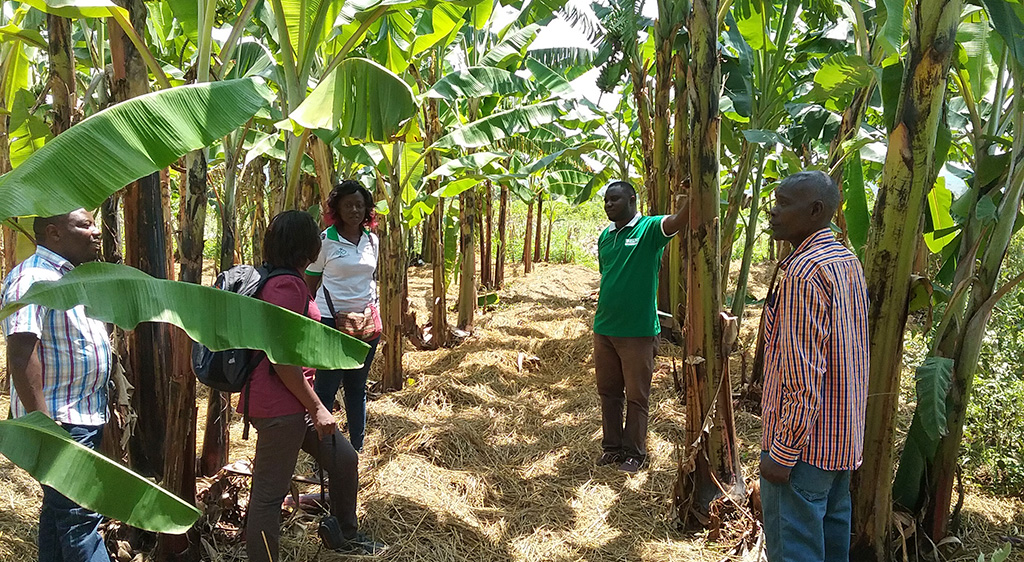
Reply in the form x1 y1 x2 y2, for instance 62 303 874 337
305 180 380 452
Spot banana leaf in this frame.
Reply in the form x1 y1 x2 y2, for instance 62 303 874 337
0 24 46 49
433 100 570 150
0 412 200 534
424 66 533 100
525 58 574 97
0 78 273 220
18 0 127 19
481 24 540 69
289 58 417 142
0 262 370 370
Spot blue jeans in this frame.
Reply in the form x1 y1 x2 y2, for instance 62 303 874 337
760 452 851 562
314 316 379 452
40 423 109 562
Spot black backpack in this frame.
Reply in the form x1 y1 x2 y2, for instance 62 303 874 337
191 264 304 438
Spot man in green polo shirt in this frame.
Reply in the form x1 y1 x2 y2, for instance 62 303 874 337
594 180 689 473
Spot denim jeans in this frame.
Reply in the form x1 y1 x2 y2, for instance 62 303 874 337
760 452 851 562
314 316 379 451
39 423 109 562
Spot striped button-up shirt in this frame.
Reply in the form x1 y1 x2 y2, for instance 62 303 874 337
2 246 111 426
761 229 869 471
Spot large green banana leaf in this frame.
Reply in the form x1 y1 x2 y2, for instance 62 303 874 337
0 24 46 49
525 58 574 97
289 58 416 142
0 78 272 220
0 412 200 534
481 24 541 69
424 66 533 100
433 100 570 149
424 151 510 179
19 0 127 19
0 262 370 370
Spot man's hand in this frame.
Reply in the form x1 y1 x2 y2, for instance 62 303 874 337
760 454 793 484
312 404 338 439
662 191 691 236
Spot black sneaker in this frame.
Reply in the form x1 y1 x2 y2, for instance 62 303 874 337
618 457 644 474
596 451 623 466
335 532 388 556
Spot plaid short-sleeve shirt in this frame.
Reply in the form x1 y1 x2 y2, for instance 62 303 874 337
1 246 112 426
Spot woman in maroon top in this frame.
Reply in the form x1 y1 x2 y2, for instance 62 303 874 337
241 211 384 560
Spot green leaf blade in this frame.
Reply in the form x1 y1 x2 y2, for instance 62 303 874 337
0 79 272 220
0 263 369 370
0 412 200 534
915 356 954 442
290 58 417 142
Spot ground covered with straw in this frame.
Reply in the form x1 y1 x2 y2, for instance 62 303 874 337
0 263 1023 561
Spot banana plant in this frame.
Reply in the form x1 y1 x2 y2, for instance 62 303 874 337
850 0 968 554
891 0 1024 544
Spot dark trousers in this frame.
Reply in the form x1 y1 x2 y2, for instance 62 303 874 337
593 333 657 459
246 413 359 562
314 316 379 452
40 423 109 562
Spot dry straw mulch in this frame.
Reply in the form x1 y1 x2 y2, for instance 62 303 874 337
1 262 1023 561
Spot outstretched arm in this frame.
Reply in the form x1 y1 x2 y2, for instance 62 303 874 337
661 192 690 236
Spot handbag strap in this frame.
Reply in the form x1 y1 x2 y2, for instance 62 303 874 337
322 285 339 318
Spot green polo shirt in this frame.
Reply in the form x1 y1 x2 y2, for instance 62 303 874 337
594 214 673 337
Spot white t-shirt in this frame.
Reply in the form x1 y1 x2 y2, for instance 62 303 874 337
305 226 379 314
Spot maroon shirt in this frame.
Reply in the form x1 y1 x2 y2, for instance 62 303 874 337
237 273 322 418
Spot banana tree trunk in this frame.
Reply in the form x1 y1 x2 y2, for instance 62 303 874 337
0 113 12 277
850 0 964 558
112 2 198 557
421 218 434 263
652 25 672 217
269 157 286 216
675 0 746 526
668 50 690 319
523 201 534 274
544 206 553 262
310 136 335 211
630 61 655 199
495 184 508 288
482 182 493 289
533 194 543 263
380 171 406 391
730 149 767 323
250 156 268 262
477 189 488 288
47 14 75 135
457 188 477 330
423 84 448 346
430 198 448 347
201 149 236 478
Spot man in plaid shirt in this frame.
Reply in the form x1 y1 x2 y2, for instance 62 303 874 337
3 209 111 562
760 171 869 561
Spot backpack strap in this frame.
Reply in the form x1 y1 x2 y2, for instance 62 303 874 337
241 266 311 440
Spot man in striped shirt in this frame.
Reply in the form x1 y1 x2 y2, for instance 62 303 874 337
760 171 869 562
2 209 111 562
